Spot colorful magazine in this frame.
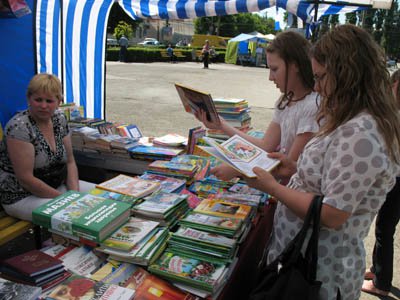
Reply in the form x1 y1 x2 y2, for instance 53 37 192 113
194 198 252 220
200 135 280 178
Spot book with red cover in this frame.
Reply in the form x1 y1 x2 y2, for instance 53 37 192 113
2 249 63 277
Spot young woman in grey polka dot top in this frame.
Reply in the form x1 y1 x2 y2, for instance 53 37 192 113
245 25 400 300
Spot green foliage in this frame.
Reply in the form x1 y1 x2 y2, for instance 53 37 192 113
194 13 277 37
345 12 357 24
106 47 226 63
114 21 133 40
107 3 141 36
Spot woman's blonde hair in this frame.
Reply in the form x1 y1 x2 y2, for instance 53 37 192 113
310 24 400 163
26 73 63 102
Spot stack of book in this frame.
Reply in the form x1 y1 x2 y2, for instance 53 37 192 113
100 217 159 252
149 251 233 299
95 174 161 199
193 198 253 222
0 250 66 289
139 172 187 193
208 98 252 140
171 154 211 181
168 227 238 264
98 227 169 266
128 144 185 161
147 160 199 183
179 212 244 238
32 191 131 243
131 192 190 227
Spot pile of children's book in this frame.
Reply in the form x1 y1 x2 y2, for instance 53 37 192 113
207 98 251 140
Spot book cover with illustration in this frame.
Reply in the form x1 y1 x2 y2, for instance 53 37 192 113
133 192 188 215
180 212 242 234
194 198 252 220
46 275 135 300
101 217 159 251
200 135 280 178
32 191 131 242
175 83 221 125
96 174 160 198
139 173 186 193
134 274 200 300
89 188 140 206
149 252 228 292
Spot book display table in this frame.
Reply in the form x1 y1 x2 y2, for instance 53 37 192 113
218 203 276 300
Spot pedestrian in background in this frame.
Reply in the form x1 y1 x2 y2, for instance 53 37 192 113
202 40 210 69
362 69 400 297
119 35 129 62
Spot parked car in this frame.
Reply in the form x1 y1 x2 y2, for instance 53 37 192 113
106 38 118 47
138 39 160 46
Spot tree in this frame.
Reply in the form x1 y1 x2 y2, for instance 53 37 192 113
382 0 400 58
345 12 357 24
114 21 133 40
361 8 375 33
194 13 277 37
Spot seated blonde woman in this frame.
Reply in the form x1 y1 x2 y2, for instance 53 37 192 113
0 73 95 221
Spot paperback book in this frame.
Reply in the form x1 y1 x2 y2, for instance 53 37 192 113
46 275 135 300
149 251 228 293
175 83 221 125
96 174 161 198
101 217 159 252
139 173 186 193
194 198 252 220
200 134 280 178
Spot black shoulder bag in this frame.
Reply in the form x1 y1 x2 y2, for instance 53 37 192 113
248 195 323 300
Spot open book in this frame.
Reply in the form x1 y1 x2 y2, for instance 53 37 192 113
199 134 280 178
175 83 220 124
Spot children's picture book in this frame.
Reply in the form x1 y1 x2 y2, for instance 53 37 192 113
187 126 207 155
194 198 252 220
139 173 186 193
46 275 135 300
2 249 63 277
0 278 42 300
200 135 280 178
149 251 228 293
101 217 159 252
175 83 220 124
117 124 143 139
180 212 242 233
134 274 200 300
133 192 188 216
96 174 161 198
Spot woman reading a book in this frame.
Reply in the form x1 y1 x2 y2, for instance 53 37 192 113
196 31 320 181
244 25 400 300
0 73 95 221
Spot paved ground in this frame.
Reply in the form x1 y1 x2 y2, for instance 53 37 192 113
106 61 400 300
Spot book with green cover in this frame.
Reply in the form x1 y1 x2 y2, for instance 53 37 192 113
32 191 131 242
149 251 228 293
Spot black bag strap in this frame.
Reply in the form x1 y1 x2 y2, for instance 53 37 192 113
280 195 322 265
304 195 323 281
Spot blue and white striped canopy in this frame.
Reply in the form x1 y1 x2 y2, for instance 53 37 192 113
35 0 365 119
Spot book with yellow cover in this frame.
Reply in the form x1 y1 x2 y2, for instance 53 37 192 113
96 174 160 198
193 198 252 220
